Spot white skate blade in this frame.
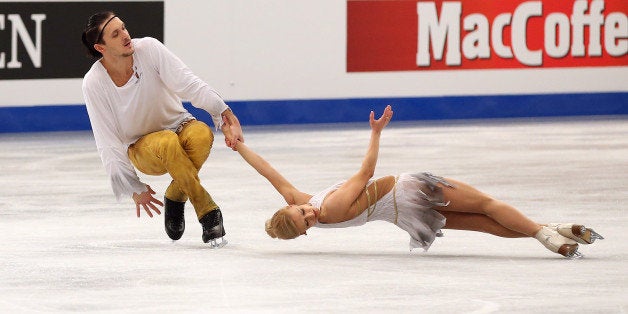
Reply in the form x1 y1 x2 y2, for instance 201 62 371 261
563 226 604 244
207 237 228 249
549 223 604 245
566 250 584 259
574 227 604 244
588 229 604 242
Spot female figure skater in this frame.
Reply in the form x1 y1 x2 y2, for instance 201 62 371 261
231 105 602 258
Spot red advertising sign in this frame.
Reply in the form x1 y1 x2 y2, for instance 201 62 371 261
347 0 628 71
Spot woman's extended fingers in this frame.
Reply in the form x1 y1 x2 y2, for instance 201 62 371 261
370 105 394 130
382 105 393 120
379 105 393 126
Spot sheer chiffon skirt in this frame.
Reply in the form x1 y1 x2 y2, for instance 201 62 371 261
367 172 453 251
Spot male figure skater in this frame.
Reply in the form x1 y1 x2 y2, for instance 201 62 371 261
81 11 242 247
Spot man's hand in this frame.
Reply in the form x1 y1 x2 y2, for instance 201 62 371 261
221 109 244 151
132 185 163 218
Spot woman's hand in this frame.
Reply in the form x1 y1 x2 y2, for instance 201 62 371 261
369 105 394 133
221 109 244 151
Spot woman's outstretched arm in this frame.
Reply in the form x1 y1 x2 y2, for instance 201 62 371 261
234 141 311 205
322 105 394 221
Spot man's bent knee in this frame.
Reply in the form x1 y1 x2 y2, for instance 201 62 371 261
180 121 213 148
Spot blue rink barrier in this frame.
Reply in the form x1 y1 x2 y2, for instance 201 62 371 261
0 92 626 133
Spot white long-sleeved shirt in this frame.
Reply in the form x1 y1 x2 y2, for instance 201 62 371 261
82 37 229 201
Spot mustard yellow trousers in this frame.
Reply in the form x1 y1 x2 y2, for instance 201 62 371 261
128 120 218 220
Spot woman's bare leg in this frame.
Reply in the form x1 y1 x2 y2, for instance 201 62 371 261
438 211 529 238
439 178 542 237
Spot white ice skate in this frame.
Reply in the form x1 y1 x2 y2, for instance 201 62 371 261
546 223 604 244
535 226 582 258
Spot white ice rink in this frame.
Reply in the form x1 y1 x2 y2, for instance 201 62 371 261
1 117 627 313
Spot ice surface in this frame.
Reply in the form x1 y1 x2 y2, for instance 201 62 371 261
1 117 626 313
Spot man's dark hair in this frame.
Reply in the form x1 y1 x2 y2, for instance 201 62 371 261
81 11 115 58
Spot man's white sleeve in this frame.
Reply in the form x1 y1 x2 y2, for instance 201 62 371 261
82 81 147 201
146 37 229 129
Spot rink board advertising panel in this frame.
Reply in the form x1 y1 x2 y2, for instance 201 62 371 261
0 1 164 80
347 0 628 72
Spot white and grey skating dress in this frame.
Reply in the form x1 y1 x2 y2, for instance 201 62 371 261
311 172 453 251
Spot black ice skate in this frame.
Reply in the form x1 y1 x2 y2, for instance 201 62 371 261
164 197 185 240
200 208 227 248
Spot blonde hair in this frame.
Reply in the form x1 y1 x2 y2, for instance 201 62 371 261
265 207 300 240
